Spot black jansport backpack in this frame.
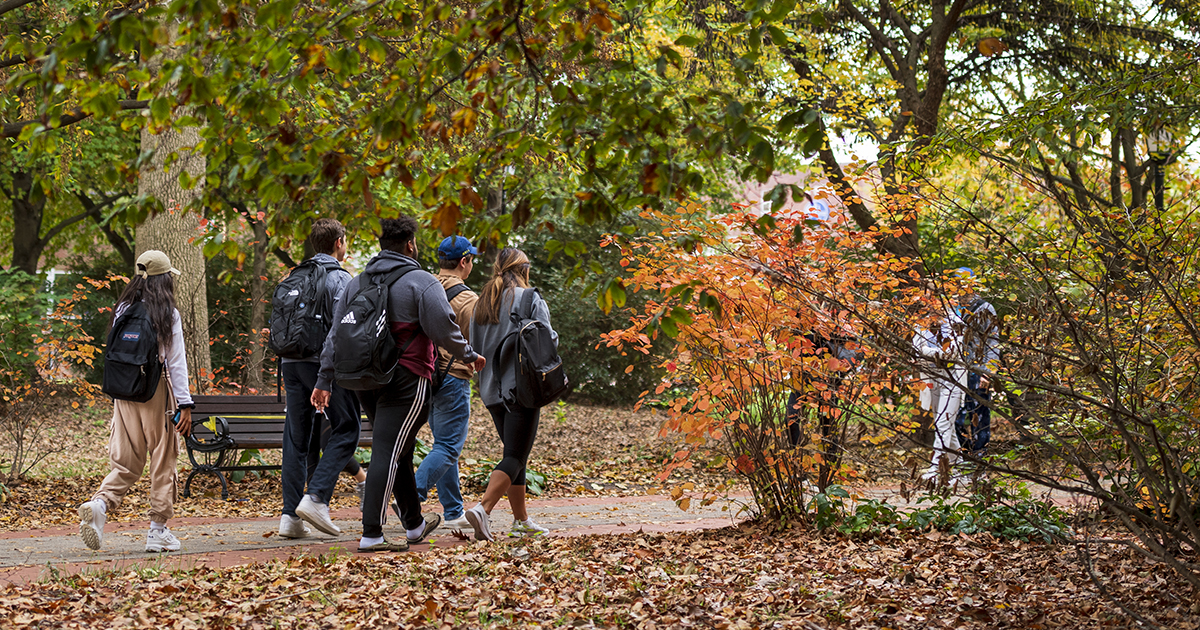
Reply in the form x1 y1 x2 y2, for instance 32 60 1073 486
494 288 569 409
268 258 344 359
101 302 163 402
332 264 419 390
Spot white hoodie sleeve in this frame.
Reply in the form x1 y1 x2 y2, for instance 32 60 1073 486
162 309 193 407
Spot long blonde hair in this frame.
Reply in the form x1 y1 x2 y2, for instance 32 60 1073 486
473 247 531 325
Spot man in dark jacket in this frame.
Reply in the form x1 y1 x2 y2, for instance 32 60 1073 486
312 217 485 552
279 218 357 540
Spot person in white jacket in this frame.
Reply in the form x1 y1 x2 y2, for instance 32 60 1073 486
79 251 194 553
913 307 967 481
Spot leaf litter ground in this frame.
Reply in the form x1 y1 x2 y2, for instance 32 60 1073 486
0 400 732 531
4 522 1197 629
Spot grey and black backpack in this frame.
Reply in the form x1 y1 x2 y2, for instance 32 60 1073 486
269 258 344 360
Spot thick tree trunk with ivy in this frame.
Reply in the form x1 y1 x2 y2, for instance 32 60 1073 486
244 219 268 390
136 122 211 390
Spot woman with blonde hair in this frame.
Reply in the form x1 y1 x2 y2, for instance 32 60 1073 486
465 247 558 540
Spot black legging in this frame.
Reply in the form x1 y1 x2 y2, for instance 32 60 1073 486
487 404 539 486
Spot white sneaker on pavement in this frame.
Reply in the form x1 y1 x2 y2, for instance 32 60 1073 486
441 515 471 531
279 514 311 539
296 495 341 536
465 503 493 541
509 518 550 537
78 500 106 551
145 528 181 553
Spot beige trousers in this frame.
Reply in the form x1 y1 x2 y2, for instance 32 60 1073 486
93 377 179 523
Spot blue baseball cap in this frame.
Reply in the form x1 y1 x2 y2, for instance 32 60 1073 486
437 235 480 260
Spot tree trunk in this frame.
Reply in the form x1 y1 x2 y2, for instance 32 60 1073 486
136 21 211 390
9 168 44 276
245 218 268 391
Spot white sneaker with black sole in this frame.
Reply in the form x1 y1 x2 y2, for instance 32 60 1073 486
296 495 341 536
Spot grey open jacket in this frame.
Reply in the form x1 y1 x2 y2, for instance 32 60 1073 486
470 287 558 408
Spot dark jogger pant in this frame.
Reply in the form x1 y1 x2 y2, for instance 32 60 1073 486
487 404 540 486
357 370 430 537
281 362 361 516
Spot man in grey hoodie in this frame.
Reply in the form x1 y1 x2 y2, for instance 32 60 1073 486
311 216 485 552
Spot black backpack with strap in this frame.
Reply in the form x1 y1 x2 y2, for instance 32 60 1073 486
101 302 163 402
332 264 419 391
492 288 569 409
268 258 345 359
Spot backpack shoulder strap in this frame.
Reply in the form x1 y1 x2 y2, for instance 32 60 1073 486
371 262 419 287
445 283 470 302
514 287 538 322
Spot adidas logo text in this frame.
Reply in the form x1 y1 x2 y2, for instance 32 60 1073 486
341 312 358 324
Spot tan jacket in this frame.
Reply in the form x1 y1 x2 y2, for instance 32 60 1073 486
436 271 479 382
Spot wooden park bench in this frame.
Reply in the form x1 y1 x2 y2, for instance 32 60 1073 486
184 394 374 500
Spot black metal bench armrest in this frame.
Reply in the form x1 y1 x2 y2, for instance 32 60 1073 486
187 415 235 452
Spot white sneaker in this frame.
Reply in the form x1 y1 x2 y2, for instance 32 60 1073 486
509 518 550 537
465 504 492 541
441 516 471 530
145 528 181 553
296 495 341 536
279 514 311 539
78 500 106 551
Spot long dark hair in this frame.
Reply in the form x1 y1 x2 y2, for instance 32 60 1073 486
109 273 178 352
473 247 530 326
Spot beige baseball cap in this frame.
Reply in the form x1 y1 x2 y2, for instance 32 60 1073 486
135 250 181 277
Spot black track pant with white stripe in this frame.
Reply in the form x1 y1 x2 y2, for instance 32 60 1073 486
356 369 431 537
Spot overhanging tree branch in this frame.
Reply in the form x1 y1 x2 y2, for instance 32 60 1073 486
0 0 38 18
1 100 148 139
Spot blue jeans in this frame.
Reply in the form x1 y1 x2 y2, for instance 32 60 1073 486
414 376 470 520
955 372 991 454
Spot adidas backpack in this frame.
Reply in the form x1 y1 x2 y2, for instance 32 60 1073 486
332 264 419 390
269 258 344 360
101 302 163 402
494 288 570 409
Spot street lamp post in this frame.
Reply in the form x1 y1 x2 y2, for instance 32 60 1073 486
1145 128 1173 214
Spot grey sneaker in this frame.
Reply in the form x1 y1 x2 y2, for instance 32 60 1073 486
509 518 550 537
465 504 493 542
145 528 181 553
78 500 106 551
279 514 311 539
296 495 341 536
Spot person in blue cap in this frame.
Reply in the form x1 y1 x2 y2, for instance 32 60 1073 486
413 235 481 531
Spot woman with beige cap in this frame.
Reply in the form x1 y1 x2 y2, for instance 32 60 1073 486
78 250 195 553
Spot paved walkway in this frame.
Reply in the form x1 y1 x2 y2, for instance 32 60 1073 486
0 493 745 585
0 482 1086 586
